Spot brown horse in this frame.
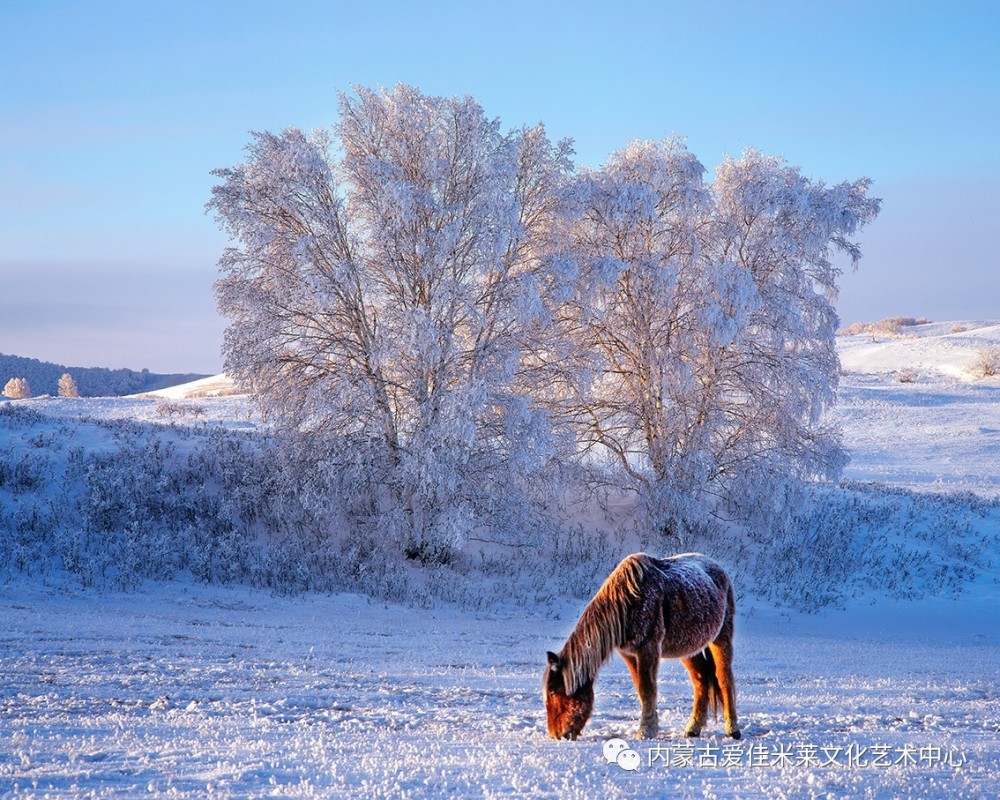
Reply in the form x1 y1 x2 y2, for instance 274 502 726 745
543 552 740 740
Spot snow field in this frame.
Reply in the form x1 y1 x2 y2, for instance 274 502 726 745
1 583 997 798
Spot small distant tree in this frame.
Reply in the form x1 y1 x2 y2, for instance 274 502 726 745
58 373 79 397
2 377 31 399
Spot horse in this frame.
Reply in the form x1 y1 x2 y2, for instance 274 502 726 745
543 552 740 741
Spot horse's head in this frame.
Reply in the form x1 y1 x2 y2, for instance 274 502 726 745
543 651 594 740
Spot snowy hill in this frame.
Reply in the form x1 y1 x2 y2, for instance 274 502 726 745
834 320 1000 496
139 373 238 399
838 319 1000 380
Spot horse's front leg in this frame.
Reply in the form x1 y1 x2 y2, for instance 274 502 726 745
620 647 660 739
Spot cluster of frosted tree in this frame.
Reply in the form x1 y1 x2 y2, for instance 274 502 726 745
1 374 77 399
210 85 879 562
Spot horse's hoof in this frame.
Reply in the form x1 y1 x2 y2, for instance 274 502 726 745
635 728 658 740
684 721 702 737
728 728 742 740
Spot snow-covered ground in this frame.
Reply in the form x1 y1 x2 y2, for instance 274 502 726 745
2 321 999 798
2 579 996 798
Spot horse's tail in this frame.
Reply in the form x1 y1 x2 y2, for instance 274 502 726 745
692 648 722 721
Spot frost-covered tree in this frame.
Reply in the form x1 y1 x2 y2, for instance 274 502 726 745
3 377 31 399
558 139 734 533
58 373 79 398
209 84 574 561
701 150 880 528
561 142 879 540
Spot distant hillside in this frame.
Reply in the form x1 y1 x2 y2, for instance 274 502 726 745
0 353 208 398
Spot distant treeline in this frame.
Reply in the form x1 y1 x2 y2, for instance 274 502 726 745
0 353 206 398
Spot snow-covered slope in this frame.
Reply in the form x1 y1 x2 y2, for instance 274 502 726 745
833 320 1000 496
140 373 238 400
838 320 1000 380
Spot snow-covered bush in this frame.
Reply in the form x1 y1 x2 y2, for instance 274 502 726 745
1 397 996 610
0 409 282 589
711 481 998 611
839 317 930 340
0 404 434 593
155 399 205 418
971 347 1000 378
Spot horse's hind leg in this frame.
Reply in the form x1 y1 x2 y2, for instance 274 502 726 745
707 637 740 738
620 648 660 739
681 652 713 737
708 603 741 739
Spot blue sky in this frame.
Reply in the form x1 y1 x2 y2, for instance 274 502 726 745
2 0 997 373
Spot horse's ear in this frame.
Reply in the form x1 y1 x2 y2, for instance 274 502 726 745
546 651 560 669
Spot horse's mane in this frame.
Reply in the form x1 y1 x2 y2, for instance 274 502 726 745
561 553 650 693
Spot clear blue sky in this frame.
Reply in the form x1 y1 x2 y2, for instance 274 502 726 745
2 0 997 373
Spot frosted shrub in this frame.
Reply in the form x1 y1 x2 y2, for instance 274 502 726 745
0 398 994 607
155 400 204 418
0 414 290 589
971 347 1000 378
723 483 998 611
839 317 929 340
